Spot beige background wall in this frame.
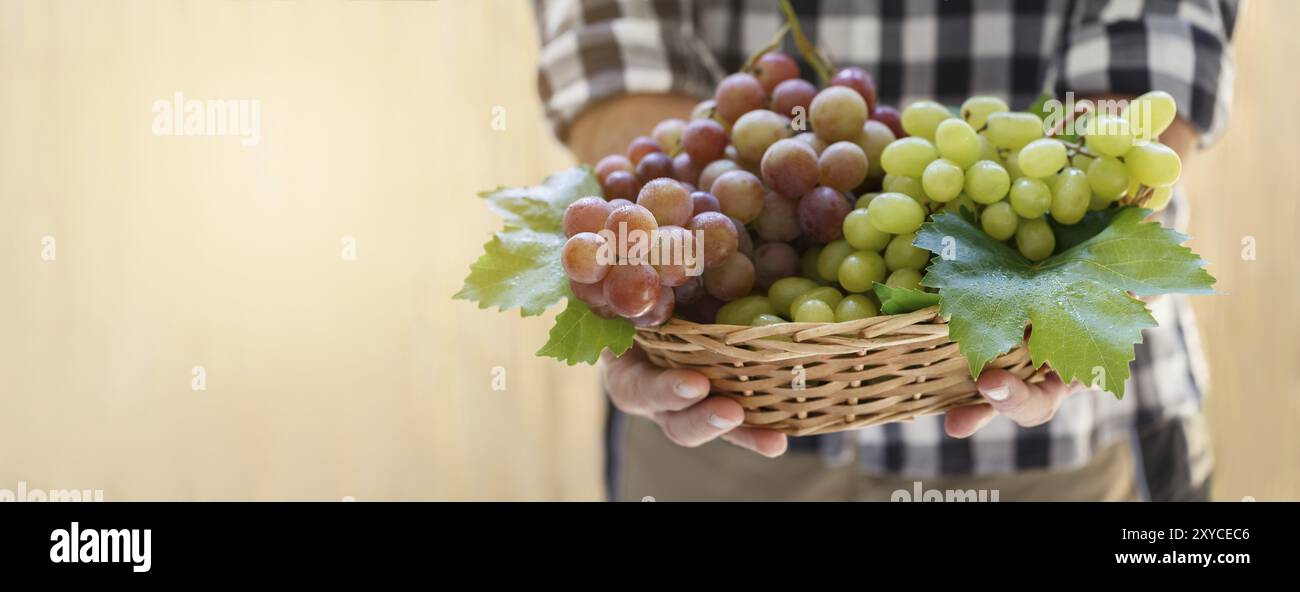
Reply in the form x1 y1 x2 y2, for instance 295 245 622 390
0 0 1295 501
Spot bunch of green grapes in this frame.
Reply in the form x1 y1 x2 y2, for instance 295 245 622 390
876 91 1181 262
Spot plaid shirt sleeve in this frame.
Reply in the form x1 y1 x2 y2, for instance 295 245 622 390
1056 0 1239 146
533 0 724 141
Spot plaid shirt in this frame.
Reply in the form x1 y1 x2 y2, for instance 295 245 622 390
535 0 1236 478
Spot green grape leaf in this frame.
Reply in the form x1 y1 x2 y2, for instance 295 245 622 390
454 227 568 317
873 282 941 315
536 296 636 365
915 208 1215 398
480 166 602 233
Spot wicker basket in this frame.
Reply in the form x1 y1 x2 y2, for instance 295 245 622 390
634 306 1047 437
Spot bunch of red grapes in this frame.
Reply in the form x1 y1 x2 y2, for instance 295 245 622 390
561 52 908 328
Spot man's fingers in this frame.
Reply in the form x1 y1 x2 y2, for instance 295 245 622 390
976 369 1069 427
721 427 789 457
944 403 996 438
602 348 711 416
655 396 744 448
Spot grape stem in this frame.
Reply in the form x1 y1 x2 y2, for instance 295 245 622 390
742 23 791 73
777 0 834 84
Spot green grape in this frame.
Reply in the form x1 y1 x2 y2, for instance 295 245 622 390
883 232 930 271
901 100 954 140
921 158 965 202
883 174 928 203
791 286 843 318
880 137 939 177
1015 216 1056 261
1125 90 1177 142
1125 142 1181 187
941 194 979 216
1088 192 1111 211
801 245 825 283
1071 152 1095 172
964 160 1012 204
885 268 923 290
1086 156 1129 201
768 276 819 318
856 192 880 209
977 133 1001 164
1049 167 1091 224
716 295 777 325
866 192 927 234
1126 175 1142 200
1017 138 1068 178
985 112 1044 150
961 96 1010 129
843 208 893 252
934 119 981 169
793 298 836 323
1145 185 1174 211
838 250 887 293
1009 177 1052 218
1083 114 1134 157
817 239 857 283
1003 151 1025 179
979 201 1018 240
750 313 791 340
835 294 879 322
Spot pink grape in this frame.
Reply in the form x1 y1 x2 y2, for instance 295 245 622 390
563 196 614 237
636 178 693 226
703 252 755 301
761 138 819 198
732 216 754 259
697 159 740 193
794 131 828 155
604 203 659 260
570 277 608 308
818 141 869 192
681 118 728 164
873 105 906 139
714 73 766 123
771 78 817 119
672 153 702 186
594 155 633 182
690 191 721 216
630 286 676 327
562 232 610 284
652 225 697 287
603 263 662 318
829 67 878 115
601 170 639 201
753 190 801 242
810 86 868 143
710 169 766 224
688 211 739 268
635 152 673 185
673 275 705 305
753 52 799 93
651 118 687 154
798 186 852 243
626 136 663 165
753 242 800 290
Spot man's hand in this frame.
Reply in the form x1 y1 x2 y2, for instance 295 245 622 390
602 347 788 457
943 369 1078 438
